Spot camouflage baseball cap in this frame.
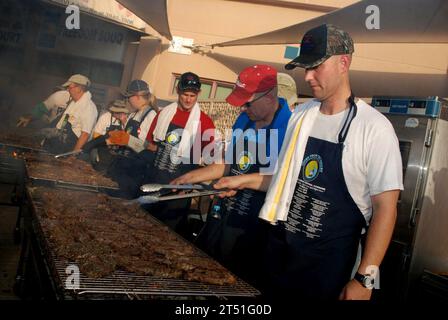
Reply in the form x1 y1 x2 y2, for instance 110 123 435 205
285 24 354 70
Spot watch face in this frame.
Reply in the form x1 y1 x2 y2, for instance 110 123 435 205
363 276 375 289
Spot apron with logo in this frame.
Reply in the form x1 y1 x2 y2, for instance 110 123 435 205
197 116 279 283
266 96 366 300
144 122 200 231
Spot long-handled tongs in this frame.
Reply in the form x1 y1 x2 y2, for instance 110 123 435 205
135 190 223 205
140 183 208 193
54 149 83 159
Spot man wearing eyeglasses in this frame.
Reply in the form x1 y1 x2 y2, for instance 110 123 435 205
171 65 291 285
41 74 97 154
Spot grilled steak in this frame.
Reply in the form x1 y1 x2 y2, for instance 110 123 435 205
32 187 236 286
24 152 117 188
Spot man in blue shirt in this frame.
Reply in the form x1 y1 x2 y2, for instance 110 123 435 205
172 65 291 286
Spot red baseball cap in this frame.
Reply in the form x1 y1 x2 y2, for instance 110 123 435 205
226 64 277 107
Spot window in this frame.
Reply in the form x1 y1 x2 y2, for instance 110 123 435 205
199 82 212 99
215 84 233 100
171 74 234 100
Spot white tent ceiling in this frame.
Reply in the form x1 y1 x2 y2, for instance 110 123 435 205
208 52 448 97
212 0 448 47
117 0 172 40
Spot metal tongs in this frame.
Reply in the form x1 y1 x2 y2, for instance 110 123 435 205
140 183 208 193
136 182 224 204
54 149 83 159
135 190 223 205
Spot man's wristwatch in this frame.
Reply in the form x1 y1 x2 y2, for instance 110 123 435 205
354 272 375 289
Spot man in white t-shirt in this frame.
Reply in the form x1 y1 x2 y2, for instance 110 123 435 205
42 74 98 154
214 24 403 300
17 89 70 128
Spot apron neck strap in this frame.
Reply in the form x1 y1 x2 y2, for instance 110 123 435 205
338 93 357 144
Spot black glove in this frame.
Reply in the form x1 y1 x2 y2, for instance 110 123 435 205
82 135 108 152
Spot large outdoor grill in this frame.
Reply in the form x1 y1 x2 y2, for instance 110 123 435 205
2 127 260 300
23 151 119 192
0 128 46 153
27 187 260 300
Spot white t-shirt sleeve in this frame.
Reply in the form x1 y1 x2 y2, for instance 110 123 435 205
366 121 404 196
137 110 157 141
43 90 70 111
93 112 112 136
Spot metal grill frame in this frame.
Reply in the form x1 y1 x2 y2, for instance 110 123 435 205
27 187 261 300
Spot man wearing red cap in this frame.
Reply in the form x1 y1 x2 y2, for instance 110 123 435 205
172 65 291 285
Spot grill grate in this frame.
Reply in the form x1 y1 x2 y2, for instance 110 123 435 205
54 260 260 298
0 142 47 154
28 176 119 193
28 188 260 300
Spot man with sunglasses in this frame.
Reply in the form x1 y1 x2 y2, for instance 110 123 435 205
171 65 291 285
140 72 216 233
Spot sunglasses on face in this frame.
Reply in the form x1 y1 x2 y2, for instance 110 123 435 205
242 88 273 109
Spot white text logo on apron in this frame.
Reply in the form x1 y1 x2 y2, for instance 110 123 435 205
302 154 323 182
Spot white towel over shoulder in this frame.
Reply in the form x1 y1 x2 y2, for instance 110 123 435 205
152 101 201 158
259 99 321 224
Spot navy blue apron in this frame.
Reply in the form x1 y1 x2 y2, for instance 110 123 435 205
91 114 124 173
106 107 154 198
42 113 79 154
196 110 283 284
143 121 200 232
266 95 366 300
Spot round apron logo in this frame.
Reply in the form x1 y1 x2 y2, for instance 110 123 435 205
237 151 253 173
302 154 323 182
166 131 180 145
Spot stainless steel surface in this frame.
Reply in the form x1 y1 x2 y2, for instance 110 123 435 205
379 98 448 300
385 114 434 245
408 119 448 287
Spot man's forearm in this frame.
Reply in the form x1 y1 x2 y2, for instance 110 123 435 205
213 173 272 192
358 190 399 274
190 163 228 183
239 173 272 191
174 163 227 185
73 132 90 151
